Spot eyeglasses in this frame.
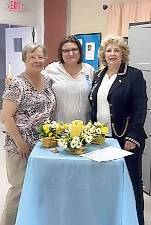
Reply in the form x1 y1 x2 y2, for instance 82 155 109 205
27 56 45 62
62 48 79 55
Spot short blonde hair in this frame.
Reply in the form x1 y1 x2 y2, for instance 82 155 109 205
100 35 129 66
22 43 47 62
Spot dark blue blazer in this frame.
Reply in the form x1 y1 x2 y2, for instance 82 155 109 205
89 63 148 145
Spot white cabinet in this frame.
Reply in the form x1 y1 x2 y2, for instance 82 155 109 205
129 22 151 195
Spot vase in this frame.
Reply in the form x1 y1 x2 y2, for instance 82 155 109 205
70 120 84 137
65 146 85 155
42 137 57 148
92 135 105 145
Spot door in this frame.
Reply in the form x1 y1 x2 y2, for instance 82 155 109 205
129 23 151 195
0 26 33 109
5 26 33 77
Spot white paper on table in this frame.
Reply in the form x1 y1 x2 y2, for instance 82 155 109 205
81 146 133 162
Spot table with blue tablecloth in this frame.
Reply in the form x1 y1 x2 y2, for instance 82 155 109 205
15 138 138 225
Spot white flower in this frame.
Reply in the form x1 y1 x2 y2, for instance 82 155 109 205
51 121 57 128
58 139 68 148
90 127 95 133
72 136 80 142
58 139 64 147
75 142 82 149
65 129 70 133
70 140 76 148
94 122 102 127
85 135 93 143
86 121 92 128
85 130 91 136
96 128 102 134
83 129 90 135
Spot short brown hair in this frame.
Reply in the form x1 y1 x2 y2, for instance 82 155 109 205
57 35 83 64
100 35 129 66
22 43 47 62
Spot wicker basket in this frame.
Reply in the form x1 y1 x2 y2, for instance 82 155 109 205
42 137 57 148
65 146 85 155
92 135 105 145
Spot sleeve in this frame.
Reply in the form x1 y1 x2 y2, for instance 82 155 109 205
126 69 148 145
2 79 22 106
89 65 95 81
43 64 52 76
92 70 101 85
82 63 95 81
44 62 58 76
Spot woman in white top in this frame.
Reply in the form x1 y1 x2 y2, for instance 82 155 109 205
44 35 95 123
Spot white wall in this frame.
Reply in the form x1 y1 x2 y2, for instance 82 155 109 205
69 0 137 38
70 0 107 36
0 0 138 42
0 0 44 42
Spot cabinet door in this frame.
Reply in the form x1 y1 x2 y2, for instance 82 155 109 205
129 23 151 195
129 24 151 64
142 139 151 194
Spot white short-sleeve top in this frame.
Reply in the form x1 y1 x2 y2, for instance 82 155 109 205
44 62 95 123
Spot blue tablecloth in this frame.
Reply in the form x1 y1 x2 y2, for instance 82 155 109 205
15 138 138 225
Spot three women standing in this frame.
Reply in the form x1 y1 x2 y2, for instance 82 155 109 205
2 35 147 225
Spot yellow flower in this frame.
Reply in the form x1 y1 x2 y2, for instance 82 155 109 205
56 123 68 134
63 123 69 129
101 126 108 135
43 124 50 134
48 132 53 137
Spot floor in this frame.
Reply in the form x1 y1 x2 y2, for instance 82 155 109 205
0 123 151 224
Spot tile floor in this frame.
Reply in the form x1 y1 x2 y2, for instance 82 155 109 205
0 123 151 224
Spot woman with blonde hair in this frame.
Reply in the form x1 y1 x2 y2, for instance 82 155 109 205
89 35 147 225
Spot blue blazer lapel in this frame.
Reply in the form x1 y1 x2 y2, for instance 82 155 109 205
108 75 127 96
108 63 128 97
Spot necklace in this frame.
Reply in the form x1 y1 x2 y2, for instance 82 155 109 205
106 73 117 79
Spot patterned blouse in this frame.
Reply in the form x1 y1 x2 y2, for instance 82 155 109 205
2 72 56 154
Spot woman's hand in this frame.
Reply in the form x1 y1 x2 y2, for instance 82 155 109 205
124 140 136 151
16 138 31 160
5 75 13 86
1 100 31 160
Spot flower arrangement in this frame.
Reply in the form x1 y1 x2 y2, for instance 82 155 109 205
37 120 108 152
36 120 68 147
57 120 108 154
84 121 108 144
58 128 92 151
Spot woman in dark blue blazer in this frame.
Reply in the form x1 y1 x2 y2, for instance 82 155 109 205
89 35 147 225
